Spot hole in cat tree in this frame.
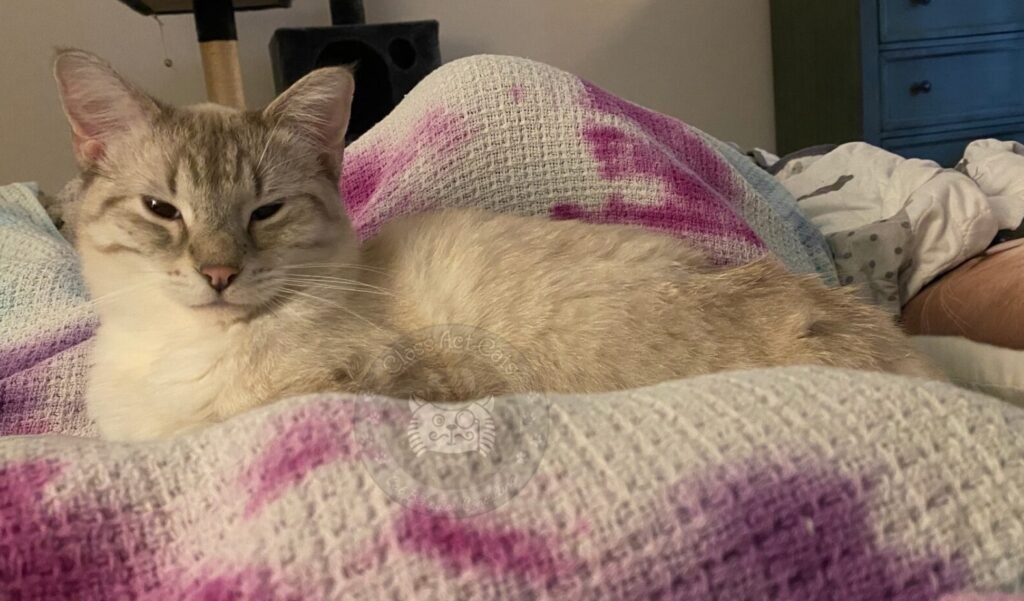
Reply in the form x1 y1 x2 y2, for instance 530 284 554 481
316 40 393 140
388 37 417 70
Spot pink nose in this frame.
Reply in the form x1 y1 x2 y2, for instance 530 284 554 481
199 265 239 292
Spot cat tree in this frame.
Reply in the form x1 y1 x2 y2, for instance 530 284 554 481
117 0 441 139
270 0 441 140
117 0 292 109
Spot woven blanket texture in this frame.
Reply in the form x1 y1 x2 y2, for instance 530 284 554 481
0 56 1020 599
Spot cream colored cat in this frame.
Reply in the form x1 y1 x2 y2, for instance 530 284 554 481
54 50 938 441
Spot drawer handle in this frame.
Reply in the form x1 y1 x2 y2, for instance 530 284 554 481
911 0 932 5
910 80 932 95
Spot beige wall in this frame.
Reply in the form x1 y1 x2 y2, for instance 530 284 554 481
0 0 774 193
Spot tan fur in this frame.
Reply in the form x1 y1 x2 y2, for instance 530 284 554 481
53 50 938 441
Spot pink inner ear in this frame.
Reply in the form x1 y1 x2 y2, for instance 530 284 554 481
73 132 104 164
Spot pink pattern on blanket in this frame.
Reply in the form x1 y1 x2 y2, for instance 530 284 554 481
1 458 301 599
148 566 306 601
394 506 571 582
582 81 736 195
552 81 764 262
1 346 90 436
0 459 168 599
242 405 358 517
939 595 1024 601
0 323 95 435
0 322 94 379
342 107 468 234
594 462 967 600
509 84 526 104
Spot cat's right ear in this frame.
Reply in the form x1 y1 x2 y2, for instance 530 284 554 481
53 49 159 167
262 66 355 170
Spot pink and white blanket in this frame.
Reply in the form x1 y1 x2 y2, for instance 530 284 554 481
0 56 1020 599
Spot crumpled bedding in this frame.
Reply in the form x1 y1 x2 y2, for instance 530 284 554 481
1 55 1021 599
773 140 1024 311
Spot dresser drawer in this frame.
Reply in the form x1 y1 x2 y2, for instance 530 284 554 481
881 38 1024 131
880 0 1024 43
884 126 1024 166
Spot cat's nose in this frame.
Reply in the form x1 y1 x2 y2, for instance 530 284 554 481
199 265 239 292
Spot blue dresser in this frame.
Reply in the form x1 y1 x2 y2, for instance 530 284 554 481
771 0 1024 165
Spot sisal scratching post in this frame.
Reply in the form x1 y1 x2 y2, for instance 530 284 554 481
117 1 293 109
194 0 246 109
199 41 245 109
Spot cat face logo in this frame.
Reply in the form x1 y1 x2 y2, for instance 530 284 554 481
406 398 496 457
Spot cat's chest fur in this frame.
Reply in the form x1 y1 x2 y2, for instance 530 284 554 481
87 303 279 440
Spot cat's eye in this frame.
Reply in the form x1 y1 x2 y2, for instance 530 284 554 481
250 201 284 222
432 415 445 427
142 196 181 220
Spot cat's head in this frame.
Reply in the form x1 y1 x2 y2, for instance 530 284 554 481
53 49 356 318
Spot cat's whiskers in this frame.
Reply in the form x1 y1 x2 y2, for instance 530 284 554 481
263 294 315 331
279 285 385 333
81 281 161 310
279 262 394 277
276 275 394 296
277 281 393 298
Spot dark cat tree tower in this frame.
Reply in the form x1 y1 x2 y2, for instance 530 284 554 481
117 0 441 139
270 0 441 139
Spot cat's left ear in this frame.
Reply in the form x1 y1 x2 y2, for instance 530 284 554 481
53 49 160 167
263 66 354 171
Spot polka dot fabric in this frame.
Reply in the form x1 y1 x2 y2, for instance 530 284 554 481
827 209 916 312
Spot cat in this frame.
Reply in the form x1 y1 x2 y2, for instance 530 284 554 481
52 49 940 441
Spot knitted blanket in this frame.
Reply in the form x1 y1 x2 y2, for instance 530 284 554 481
1 55 1021 598
2 367 1021 599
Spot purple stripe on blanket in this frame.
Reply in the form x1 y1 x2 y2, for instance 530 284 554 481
149 566 304 601
597 463 967 600
0 343 90 436
551 191 759 251
342 107 468 232
581 81 735 196
0 458 148 600
0 322 94 379
1 457 308 599
0 378 48 435
509 84 526 104
940 595 1024 601
242 405 358 517
578 124 759 243
550 81 764 263
394 506 568 582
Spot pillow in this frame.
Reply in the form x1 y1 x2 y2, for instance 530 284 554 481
912 335 1024 407
903 242 1024 349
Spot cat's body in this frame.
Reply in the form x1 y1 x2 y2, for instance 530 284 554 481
54 50 938 441
87 209 936 440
